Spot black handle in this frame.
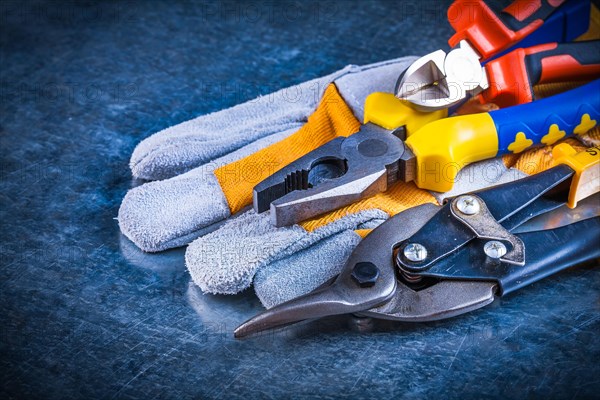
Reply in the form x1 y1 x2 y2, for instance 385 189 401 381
499 217 600 295
525 40 600 86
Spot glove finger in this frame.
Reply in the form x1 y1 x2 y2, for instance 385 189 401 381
429 158 528 204
130 66 356 181
131 56 418 181
118 126 301 252
253 230 362 309
184 208 388 295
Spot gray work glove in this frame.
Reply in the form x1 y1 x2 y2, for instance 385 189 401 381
118 56 525 308
119 57 416 251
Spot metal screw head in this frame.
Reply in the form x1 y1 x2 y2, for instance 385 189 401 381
484 240 507 259
403 243 428 262
456 195 480 215
351 262 380 288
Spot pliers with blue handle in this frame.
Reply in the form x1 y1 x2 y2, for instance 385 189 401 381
255 79 600 227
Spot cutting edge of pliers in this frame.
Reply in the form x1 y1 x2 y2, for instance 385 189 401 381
395 40 488 112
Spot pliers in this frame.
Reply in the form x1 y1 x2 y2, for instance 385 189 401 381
396 0 600 110
236 143 600 338
254 79 600 226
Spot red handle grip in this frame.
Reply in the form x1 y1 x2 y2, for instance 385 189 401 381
448 0 567 60
480 40 600 108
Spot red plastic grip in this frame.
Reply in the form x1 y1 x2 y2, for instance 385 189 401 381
480 41 600 108
447 0 563 60
480 47 536 107
539 55 600 83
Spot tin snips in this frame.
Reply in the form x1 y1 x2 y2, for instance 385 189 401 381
236 143 600 338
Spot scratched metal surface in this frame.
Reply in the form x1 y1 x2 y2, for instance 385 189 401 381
1 1 599 399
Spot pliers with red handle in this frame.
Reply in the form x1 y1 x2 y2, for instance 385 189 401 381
396 0 600 111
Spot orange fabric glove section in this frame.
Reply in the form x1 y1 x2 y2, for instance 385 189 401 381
214 84 361 214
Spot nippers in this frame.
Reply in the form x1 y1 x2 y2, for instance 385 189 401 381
236 144 600 338
396 0 600 110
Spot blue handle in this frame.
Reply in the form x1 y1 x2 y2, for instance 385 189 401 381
491 79 600 156
490 0 591 61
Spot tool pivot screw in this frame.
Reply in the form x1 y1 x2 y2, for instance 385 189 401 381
351 262 380 288
456 195 480 215
484 240 507 259
403 243 428 262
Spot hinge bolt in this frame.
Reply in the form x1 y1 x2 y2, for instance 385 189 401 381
456 195 480 215
484 240 507 259
403 243 428 262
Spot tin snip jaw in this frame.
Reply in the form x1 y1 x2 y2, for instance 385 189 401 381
237 144 600 338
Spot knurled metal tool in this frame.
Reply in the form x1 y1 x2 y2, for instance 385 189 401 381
396 0 600 110
254 79 600 227
236 143 600 338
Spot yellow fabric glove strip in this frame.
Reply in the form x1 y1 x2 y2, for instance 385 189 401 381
214 84 361 214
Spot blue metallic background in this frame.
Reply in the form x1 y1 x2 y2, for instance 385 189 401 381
1 1 599 398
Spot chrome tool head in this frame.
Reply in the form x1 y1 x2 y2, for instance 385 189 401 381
253 123 413 227
362 280 496 322
395 40 488 111
234 203 441 338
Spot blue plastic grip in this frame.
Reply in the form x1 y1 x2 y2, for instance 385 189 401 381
490 0 591 61
490 79 600 156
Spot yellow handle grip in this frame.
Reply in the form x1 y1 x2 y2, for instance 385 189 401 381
552 143 600 208
363 92 446 134
405 114 499 192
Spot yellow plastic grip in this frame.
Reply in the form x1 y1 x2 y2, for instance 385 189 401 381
405 113 499 192
552 143 600 208
363 92 447 134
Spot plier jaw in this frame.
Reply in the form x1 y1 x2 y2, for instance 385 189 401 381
252 123 413 227
395 41 488 112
